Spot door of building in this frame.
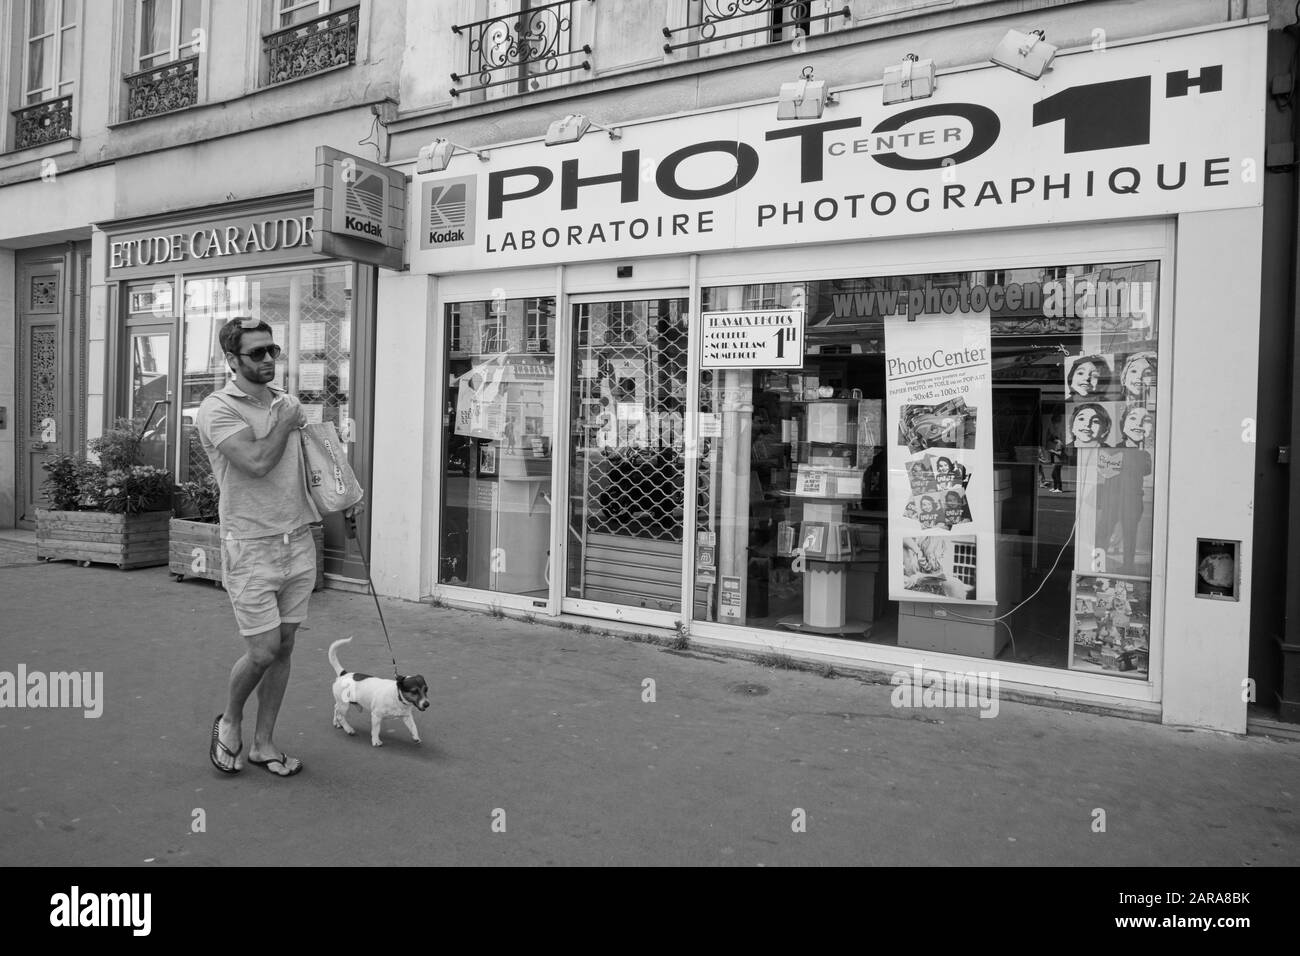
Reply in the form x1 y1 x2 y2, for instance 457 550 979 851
563 294 691 625
124 322 175 471
16 254 71 527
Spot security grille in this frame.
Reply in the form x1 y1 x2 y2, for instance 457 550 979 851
573 299 688 542
569 297 704 610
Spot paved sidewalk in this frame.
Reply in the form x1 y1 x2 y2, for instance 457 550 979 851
0 547 1296 867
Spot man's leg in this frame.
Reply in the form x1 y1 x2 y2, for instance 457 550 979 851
248 622 300 772
217 625 282 772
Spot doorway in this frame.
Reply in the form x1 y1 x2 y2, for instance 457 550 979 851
15 246 86 527
563 294 691 623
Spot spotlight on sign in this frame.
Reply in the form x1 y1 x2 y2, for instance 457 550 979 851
777 66 836 120
990 28 1057 79
882 54 936 106
544 113 622 146
416 138 489 174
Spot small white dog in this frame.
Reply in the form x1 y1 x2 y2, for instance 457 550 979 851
328 637 430 747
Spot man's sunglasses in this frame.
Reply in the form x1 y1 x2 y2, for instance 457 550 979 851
239 344 282 361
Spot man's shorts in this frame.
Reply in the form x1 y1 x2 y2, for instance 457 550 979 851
221 525 317 637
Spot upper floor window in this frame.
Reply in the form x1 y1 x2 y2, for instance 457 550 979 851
663 1 849 57
450 0 593 100
24 0 78 105
278 0 334 27
137 0 201 70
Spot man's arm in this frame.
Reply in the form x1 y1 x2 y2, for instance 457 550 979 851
217 401 305 478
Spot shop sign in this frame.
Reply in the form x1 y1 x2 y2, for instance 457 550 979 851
107 209 314 280
701 309 804 369
411 26 1264 273
886 311 995 605
314 146 407 271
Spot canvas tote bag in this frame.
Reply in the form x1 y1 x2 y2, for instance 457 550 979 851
300 421 364 514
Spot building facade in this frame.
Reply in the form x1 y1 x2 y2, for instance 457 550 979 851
371 0 1295 734
3 0 1297 734
0 0 402 580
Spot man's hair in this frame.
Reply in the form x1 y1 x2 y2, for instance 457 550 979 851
218 317 272 358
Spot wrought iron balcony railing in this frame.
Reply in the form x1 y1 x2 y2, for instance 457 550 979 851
663 0 850 54
450 0 592 98
124 55 200 121
264 4 360 85
12 95 73 150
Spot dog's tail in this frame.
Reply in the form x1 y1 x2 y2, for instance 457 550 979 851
328 637 353 677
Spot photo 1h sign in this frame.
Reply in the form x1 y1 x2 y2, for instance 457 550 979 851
313 146 406 270
701 309 805 369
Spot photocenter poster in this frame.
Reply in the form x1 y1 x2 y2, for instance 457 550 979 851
886 310 995 604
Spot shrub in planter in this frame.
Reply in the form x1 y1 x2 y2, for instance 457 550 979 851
170 472 325 591
37 419 173 570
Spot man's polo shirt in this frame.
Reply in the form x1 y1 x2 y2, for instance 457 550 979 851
195 380 321 539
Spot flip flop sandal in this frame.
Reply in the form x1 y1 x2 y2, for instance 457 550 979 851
248 752 303 777
209 714 241 774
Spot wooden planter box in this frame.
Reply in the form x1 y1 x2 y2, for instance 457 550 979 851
169 518 325 591
36 508 171 570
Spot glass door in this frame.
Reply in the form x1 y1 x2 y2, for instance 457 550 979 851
124 282 177 473
565 295 690 618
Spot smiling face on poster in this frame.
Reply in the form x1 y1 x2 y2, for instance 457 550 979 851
1117 351 1157 404
1064 354 1115 401
1066 402 1119 448
886 310 995 604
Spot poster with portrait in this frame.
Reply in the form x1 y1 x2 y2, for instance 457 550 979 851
1068 573 1151 679
1064 353 1118 401
886 310 994 603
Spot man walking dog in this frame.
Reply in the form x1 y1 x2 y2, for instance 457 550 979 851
198 317 319 777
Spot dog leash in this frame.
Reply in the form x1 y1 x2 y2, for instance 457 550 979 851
346 512 401 679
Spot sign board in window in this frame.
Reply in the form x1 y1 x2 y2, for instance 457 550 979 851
701 309 804 369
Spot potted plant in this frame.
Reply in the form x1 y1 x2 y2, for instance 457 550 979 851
36 419 173 569
170 474 223 585
170 471 326 591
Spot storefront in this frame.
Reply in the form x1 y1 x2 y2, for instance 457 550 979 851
101 193 376 578
382 21 1266 732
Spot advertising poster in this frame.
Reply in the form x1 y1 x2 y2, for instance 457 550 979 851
454 357 508 440
886 311 994 603
1068 573 1151 678
700 309 804 369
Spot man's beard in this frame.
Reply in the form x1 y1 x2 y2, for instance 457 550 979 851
239 359 274 383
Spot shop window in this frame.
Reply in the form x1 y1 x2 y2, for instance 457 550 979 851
12 0 77 149
663 0 850 58
123 280 174 471
440 297 556 597
122 0 201 120
178 265 355 487
262 0 359 86
449 0 593 101
695 261 1160 681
